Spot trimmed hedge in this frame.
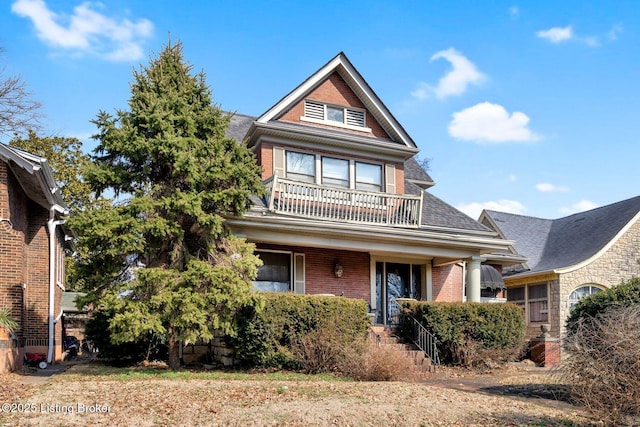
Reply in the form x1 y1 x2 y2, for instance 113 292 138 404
229 293 370 369
404 301 526 366
565 277 640 335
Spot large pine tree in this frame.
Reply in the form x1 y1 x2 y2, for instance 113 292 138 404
71 41 265 369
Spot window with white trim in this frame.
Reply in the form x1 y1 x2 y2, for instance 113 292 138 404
355 162 382 192
254 251 305 294
284 149 388 193
286 151 315 183
321 157 349 187
569 284 603 309
303 99 369 131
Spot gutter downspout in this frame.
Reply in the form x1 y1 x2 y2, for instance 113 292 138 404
47 205 67 364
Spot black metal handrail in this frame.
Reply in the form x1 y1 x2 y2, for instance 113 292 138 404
404 313 441 371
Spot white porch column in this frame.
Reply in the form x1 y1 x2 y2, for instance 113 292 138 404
465 256 485 303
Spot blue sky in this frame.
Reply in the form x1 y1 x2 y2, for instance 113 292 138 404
2 0 638 220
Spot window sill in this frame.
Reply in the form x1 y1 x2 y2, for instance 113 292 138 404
300 116 372 133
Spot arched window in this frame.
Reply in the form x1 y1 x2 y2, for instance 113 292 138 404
569 284 603 309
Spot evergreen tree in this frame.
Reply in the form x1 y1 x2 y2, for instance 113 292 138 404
10 130 93 213
70 41 265 369
10 131 97 291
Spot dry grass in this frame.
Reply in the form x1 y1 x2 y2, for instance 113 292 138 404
0 362 595 426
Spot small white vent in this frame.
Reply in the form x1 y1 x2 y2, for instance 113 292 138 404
304 100 325 120
345 109 366 127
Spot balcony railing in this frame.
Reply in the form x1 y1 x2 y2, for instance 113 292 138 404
265 176 423 228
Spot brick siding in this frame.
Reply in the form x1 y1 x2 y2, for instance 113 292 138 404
256 243 370 301
278 72 390 139
0 161 64 371
431 264 463 302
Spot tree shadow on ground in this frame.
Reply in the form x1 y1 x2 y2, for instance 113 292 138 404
480 383 573 403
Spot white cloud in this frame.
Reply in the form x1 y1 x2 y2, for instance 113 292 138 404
536 26 574 43
457 199 526 219
448 102 539 143
508 174 518 182
411 48 485 100
536 182 569 193
509 6 519 17
607 24 623 41
559 199 599 215
11 0 153 61
537 25 621 48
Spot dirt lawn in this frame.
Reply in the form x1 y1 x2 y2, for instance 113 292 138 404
0 362 595 426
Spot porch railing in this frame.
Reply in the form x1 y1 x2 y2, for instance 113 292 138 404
403 313 441 371
265 176 423 228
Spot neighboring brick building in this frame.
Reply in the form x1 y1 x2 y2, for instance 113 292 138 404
480 196 640 341
0 143 72 372
224 53 522 325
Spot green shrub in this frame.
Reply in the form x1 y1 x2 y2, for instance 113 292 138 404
565 277 640 335
0 307 19 335
85 309 167 365
404 302 526 366
230 293 370 369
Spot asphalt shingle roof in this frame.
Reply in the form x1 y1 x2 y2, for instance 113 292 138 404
485 195 640 275
227 113 255 141
405 182 491 232
404 157 434 186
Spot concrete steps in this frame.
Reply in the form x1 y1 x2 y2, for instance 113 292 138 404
370 326 435 374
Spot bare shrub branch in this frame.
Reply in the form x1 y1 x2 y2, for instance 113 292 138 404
561 305 640 426
0 48 42 136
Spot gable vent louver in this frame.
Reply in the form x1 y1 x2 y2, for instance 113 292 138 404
304 100 325 120
345 109 365 127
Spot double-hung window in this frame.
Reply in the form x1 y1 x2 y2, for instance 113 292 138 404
355 162 382 192
321 157 349 187
254 251 305 294
286 151 315 183
280 148 391 194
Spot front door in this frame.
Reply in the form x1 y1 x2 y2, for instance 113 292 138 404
375 262 421 324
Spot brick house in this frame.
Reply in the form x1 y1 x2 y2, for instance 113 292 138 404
479 195 640 341
0 143 72 372
225 53 522 324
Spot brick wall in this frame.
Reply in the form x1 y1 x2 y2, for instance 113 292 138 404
256 243 370 301
0 160 65 370
278 72 390 139
0 163 27 337
431 264 464 302
25 202 50 342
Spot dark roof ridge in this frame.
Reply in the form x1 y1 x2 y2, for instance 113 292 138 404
484 209 552 222
557 194 640 220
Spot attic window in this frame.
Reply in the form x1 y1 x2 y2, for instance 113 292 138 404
302 100 371 132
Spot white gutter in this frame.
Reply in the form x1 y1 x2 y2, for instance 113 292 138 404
47 205 67 364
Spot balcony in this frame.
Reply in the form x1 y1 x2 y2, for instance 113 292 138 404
265 176 423 228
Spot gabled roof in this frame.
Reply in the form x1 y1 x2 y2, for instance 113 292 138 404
256 52 417 149
483 195 640 276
